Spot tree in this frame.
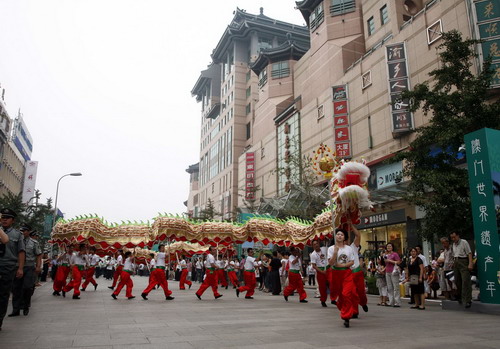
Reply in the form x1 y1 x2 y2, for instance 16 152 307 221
0 190 53 250
392 30 500 240
197 198 221 221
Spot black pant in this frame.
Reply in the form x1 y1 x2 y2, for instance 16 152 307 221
0 266 18 324
308 274 316 286
270 270 281 295
50 265 58 280
12 266 36 312
41 264 49 282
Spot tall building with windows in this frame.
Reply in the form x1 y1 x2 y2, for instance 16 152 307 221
190 8 310 220
189 0 492 254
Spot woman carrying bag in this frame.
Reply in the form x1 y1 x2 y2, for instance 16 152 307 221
405 247 426 310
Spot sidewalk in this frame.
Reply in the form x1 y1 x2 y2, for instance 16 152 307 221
1 276 499 348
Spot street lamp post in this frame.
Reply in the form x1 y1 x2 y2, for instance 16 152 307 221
51 172 82 256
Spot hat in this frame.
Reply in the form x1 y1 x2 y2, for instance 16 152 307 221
0 208 17 218
20 224 32 232
29 231 39 237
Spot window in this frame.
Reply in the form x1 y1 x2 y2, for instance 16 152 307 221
330 0 356 16
380 5 389 25
258 69 268 87
310 2 324 31
246 70 251 82
246 86 251 98
367 17 375 36
258 36 273 51
246 103 251 115
246 122 251 140
271 61 290 79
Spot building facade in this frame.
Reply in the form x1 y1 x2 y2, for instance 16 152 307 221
188 0 492 253
190 8 310 220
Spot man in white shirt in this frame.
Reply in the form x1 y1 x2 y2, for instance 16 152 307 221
81 246 99 291
415 245 428 267
109 250 124 290
52 245 73 296
195 258 203 283
217 256 228 289
283 247 307 303
310 241 328 307
141 245 174 300
62 244 88 299
236 248 260 299
112 251 136 299
196 246 223 300
227 258 239 288
179 256 192 290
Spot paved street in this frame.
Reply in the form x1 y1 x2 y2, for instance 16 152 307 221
1 276 500 349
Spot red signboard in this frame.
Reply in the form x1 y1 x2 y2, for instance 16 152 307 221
333 101 348 115
335 142 351 158
335 127 350 142
331 84 352 159
245 152 255 200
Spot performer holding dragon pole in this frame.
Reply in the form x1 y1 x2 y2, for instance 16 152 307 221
328 229 359 328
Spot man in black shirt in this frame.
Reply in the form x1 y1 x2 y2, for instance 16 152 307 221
269 251 282 295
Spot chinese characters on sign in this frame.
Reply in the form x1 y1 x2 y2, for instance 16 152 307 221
385 42 414 133
465 128 500 304
331 85 352 158
22 161 38 204
475 0 500 87
245 152 255 200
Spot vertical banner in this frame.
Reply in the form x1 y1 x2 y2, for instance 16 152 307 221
473 0 500 87
332 85 352 158
245 152 255 200
465 128 500 304
22 160 38 204
385 42 414 134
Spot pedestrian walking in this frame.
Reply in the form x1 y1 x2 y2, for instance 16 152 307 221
269 251 282 295
405 248 425 310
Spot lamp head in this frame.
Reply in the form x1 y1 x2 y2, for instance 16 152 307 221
70 173 82 176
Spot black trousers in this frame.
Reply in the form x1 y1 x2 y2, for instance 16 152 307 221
12 266 36 312
0 265 18 323
270 270 281 295
308 274 316 286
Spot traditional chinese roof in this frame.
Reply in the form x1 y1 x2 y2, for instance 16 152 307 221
191 63 221 102
211 7 310 63
295 0 323 26
185 163 199 174
250 33 310 75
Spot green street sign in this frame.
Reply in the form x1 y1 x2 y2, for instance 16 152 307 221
465 128 500 304
479 20 500 38
476 0 500 23
481 38 500 62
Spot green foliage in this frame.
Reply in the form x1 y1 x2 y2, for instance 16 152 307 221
197 198 220 221
393 30 500 240
0 190 53 249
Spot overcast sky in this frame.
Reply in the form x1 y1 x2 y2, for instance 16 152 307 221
0 0 305 223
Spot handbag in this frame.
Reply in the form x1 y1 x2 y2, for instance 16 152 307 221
409 275 419 285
